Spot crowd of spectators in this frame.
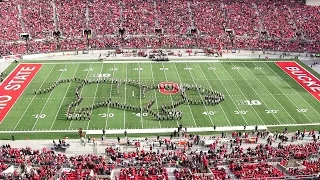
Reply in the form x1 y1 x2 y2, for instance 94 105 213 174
0 144 114 179
288 159 320 177
0 127 320 179
118 166 168 180
292 5 320 41
190 1 225 37
257 1 296 40
0 0 319 56
224 1 259 37
0 1 20 41
56 0 87 38
229 162 285 179
21 0 54 39
88 0 120 36
156 0 190 35
123 0 155 35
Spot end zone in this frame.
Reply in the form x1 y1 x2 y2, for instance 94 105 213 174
0 64 42 122
275 61 320 101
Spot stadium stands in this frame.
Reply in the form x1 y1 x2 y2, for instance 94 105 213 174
0 0 319 56
1 129 320 179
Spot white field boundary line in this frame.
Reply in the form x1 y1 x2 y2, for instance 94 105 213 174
265 63 317 122
3 123 320 134
149 62 162 128
0 65 35 124
86 64 104 130
196 62 231 126
68 64 93 130
31 64 68 130
20 60 282 65
138 63 144 129
274 62 320 102
124 63 128 129
221 64 262 125
207 62 248 125
184 62 214 127
230 62 278 125
251 63 299 123
49 64 80 130
11 64 52 129
171 62 196 127
162 63 181 127
105 64 116 130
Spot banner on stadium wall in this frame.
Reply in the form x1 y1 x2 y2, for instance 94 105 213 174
3 54 22 61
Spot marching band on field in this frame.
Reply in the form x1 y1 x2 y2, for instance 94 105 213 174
33 76 224 121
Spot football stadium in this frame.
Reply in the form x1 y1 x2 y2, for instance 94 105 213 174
0 0 319 179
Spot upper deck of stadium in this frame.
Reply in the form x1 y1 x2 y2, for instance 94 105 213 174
0 0 319 56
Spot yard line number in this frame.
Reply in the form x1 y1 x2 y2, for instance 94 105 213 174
208 67 216 70
135 113 148 117
202 111 215 116
99 113 114 118
265 109 279 114
234 110 248 115
160 68 169 71
110 68 118 71
33 114 46 119
232 67 242 70
83 68 94 71
57 68 67 72
237 100 262 106
133 68 143 71
296 109 308 113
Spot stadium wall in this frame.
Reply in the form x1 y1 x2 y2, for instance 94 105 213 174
306 0 320 6
21 49 311 60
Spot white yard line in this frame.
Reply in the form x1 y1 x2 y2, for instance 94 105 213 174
209 63 248 125
231 62 282 124
138 63 144 129
196 62 231 126
105 64 116 129
244 63 296 123
226 63 265 125
13 65 56 130
264 63 316 123
50 64 80 130
68 64 93 130
184 62 214 126
123 63 128 129
149 62 162 128
31 64 68 130
86 64 104 130
171 63 196 127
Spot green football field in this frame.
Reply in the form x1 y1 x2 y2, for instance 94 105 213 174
0 60 319 132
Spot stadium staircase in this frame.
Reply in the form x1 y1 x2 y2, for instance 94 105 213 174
187 1 195 28
153 0 159 28
53 0 58 30
287 6 306 40
17 4 26 33
252 3 269 37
